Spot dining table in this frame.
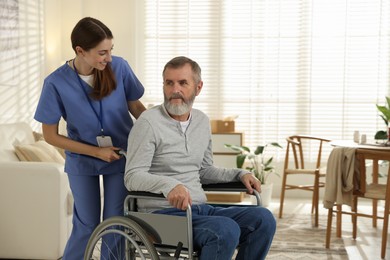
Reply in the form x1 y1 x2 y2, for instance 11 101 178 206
324 140 390 237
330 140 390 151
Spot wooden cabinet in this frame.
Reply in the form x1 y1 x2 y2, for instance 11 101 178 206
207 132 244 202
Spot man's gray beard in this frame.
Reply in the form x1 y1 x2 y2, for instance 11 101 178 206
164 101 192 116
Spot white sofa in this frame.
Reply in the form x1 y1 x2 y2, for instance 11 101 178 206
0 122 72 259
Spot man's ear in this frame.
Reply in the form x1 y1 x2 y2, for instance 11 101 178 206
195 81 203 96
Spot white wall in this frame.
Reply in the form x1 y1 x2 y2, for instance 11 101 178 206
44 0 140 76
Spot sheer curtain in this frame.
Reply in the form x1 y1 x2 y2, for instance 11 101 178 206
135 0 390 161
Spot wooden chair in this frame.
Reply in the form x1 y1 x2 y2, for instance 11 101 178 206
325 148 390 259
279 135 331 227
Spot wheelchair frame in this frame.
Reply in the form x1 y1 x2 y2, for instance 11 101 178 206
84 182 261 260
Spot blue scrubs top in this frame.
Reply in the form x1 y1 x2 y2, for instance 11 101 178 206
34 56 144 176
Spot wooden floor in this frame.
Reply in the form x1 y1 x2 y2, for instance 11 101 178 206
269 197 390 260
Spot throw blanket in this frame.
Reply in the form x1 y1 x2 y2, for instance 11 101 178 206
323 147 359 209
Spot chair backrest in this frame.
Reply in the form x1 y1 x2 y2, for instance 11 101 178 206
284 135 331 170
355 148 390 196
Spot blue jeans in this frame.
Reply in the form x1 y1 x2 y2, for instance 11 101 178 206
154 204 276 260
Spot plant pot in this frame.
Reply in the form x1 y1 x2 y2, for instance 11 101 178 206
260 182 273 207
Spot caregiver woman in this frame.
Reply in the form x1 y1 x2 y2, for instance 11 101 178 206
34 17 146 259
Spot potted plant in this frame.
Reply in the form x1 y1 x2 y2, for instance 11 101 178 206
224 142 282 206
376 96 390 142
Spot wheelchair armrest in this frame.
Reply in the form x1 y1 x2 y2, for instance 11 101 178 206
202 181 248 192
127 191 165 199
125 182 262 209
127 182 247 199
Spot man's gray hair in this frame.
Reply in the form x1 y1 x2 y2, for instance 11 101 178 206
163 56 202 84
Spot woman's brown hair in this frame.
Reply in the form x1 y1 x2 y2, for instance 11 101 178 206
71 17 116 100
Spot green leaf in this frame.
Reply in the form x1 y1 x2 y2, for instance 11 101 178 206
386 96 390 108
375 130 387 140
236 154 246 168
254 146 265 155
268 142 283 149
224 144 250 153
255 143 282 155
264 157 273 166
380 115 389 126
224 144 243 153
241 146 250 152
376 105 390 121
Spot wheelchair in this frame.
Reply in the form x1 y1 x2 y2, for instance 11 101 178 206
84 182 262 260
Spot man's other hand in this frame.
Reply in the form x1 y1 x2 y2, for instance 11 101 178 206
241 173 261 195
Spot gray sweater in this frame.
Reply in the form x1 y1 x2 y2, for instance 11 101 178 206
124 105 245 212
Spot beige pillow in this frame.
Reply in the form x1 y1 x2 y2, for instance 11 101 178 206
14 140 65 164
32 131 65 158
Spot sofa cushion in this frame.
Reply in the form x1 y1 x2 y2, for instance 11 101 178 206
14 140 65 164
33 131 66 158
0 122 36 162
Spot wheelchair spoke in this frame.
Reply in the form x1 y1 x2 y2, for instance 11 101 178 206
84 216 159 260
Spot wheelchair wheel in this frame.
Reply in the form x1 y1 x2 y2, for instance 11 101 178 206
84 216 159 260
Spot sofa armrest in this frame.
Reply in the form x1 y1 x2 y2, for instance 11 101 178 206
0 161 72 259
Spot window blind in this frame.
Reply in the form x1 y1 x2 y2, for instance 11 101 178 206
0 0 44 124
136 0 390 162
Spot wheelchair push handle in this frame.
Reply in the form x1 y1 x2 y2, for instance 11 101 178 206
114 149 126 157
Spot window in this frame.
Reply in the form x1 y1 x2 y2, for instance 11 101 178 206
135 0 390 161
0 0 44 125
